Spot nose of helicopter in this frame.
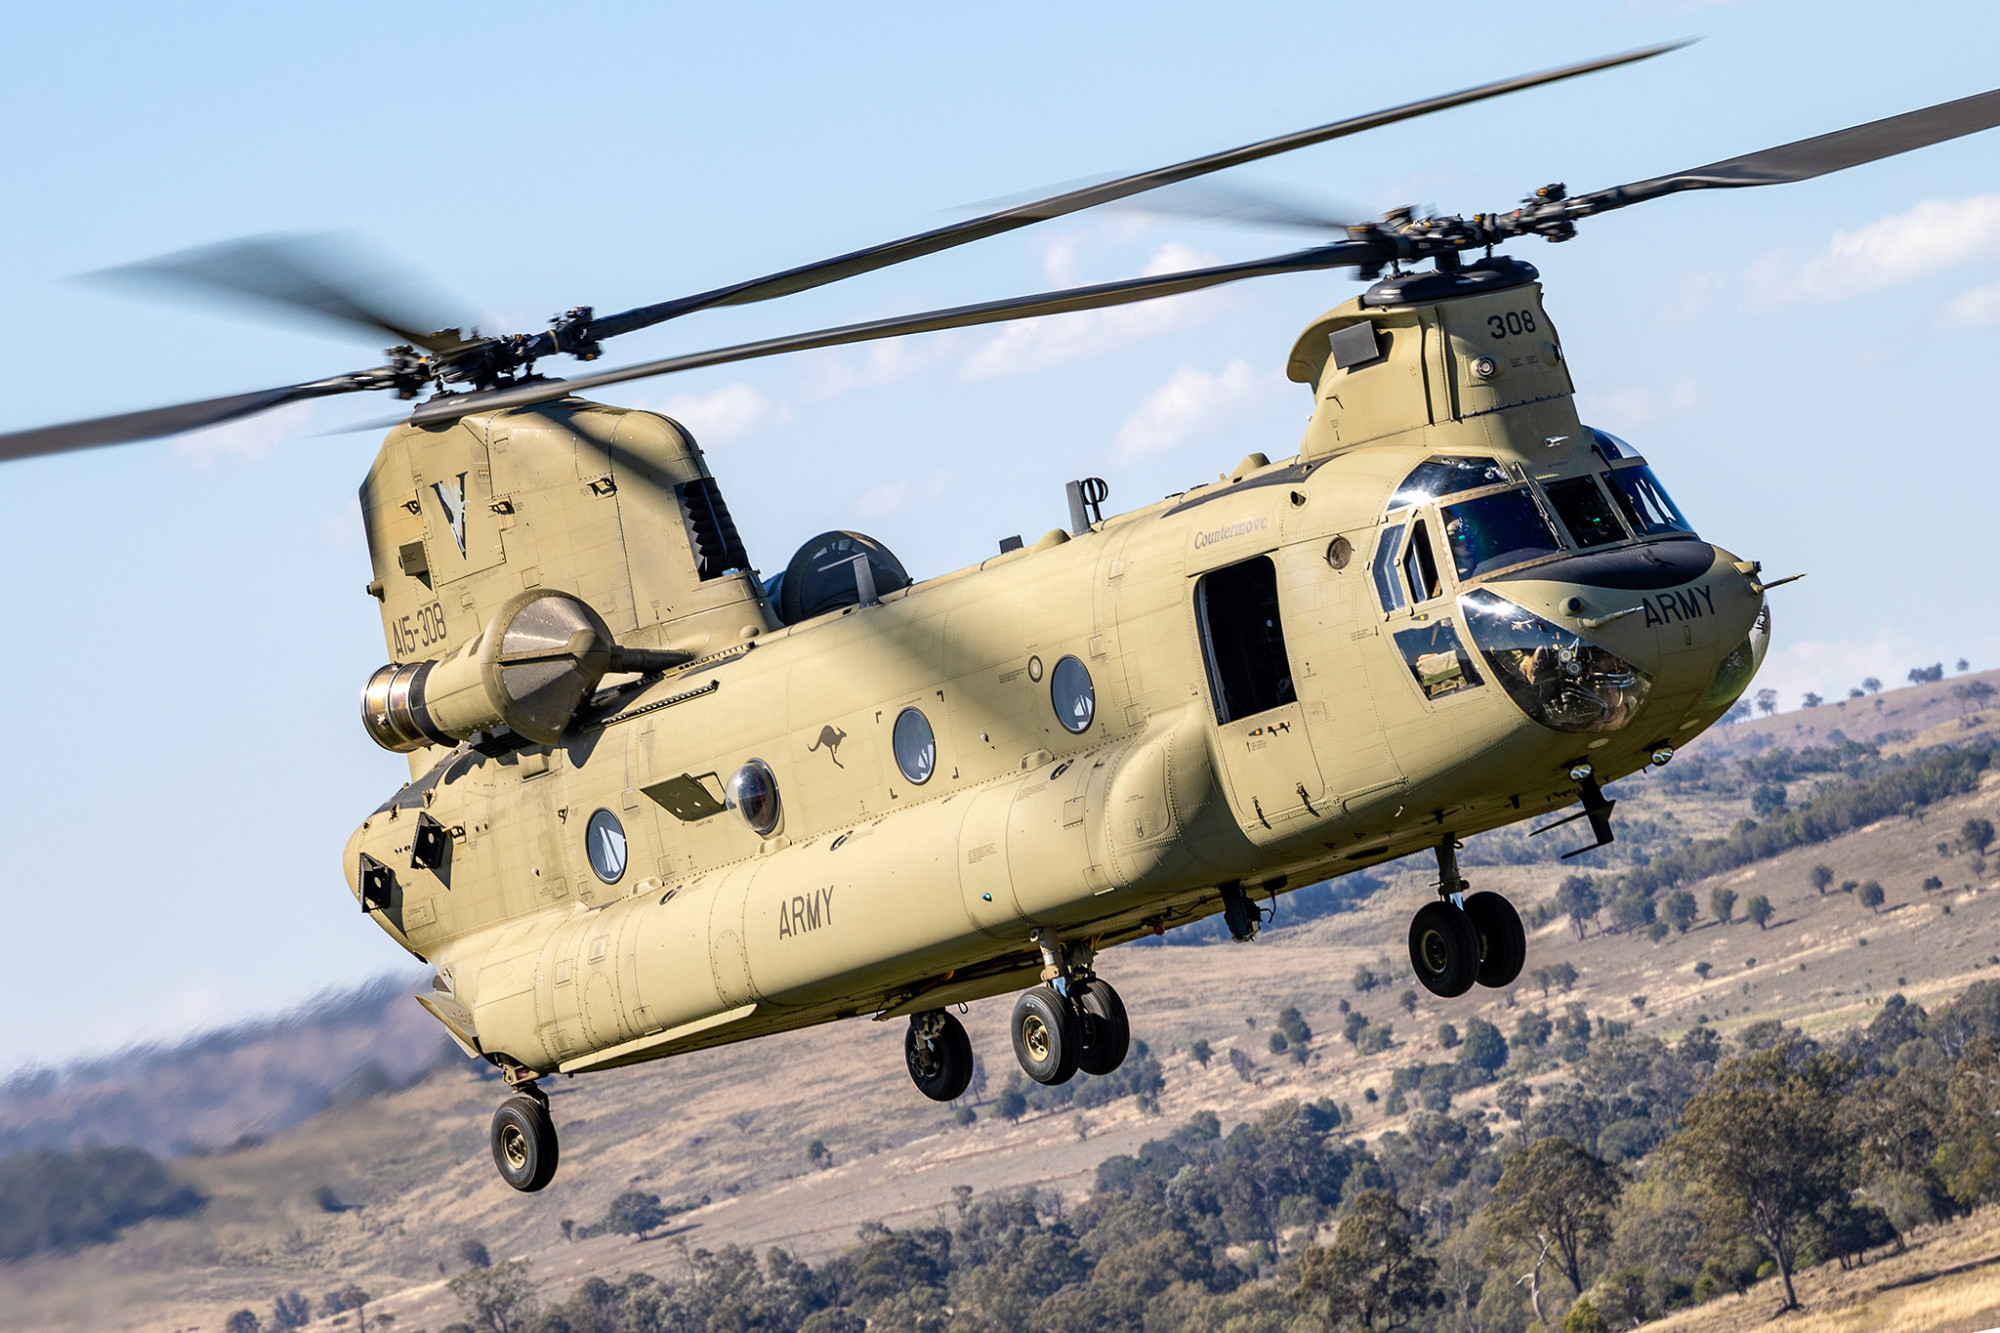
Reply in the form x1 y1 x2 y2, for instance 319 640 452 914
1470 539 1768 739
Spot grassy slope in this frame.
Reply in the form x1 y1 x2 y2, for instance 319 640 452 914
8 673 2000 1332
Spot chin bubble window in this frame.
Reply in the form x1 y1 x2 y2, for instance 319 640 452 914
1051 656 1095 733
1460 588 1651 733
892 707 937 784
585 809 628 884
725 758 782 835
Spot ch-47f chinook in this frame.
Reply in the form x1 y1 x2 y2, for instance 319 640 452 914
7 46 1999 1192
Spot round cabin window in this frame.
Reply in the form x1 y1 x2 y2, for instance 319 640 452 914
585 809 628 884
892 707 937 784
726 759 782 836
1051 656 1095 734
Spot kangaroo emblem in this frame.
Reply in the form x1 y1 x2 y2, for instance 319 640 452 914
808 724 848 768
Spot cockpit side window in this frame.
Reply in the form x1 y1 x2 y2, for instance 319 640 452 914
1441 489 1563 579
1543 476 1628 549
1389 455 1509 508
1606 465 1692 537
1371 522 1407 613
1402 519 1443 602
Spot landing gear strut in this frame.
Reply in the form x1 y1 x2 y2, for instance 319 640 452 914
490 1076 559 1192
1408 839 1525 998
1010 930 1131 1086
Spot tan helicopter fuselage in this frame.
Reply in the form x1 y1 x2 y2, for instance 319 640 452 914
343 269 1765 1080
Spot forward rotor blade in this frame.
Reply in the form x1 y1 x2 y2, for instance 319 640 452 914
0 374 379 462
90 234 471 354
1571 85 2000 214
412 240 1377 426
583 42 1686 342
1109 180 1363 233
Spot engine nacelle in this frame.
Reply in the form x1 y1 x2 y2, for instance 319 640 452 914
361 589 618 751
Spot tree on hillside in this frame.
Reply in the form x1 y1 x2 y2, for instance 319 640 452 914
602 1191 668 1239
1953 680 1995 716
1293 1189 1436 1331
448 1258 539 1333
1487 1138 1623 1323
1756 688 1779 716
1958 658 1972 673
1909 663 1944 685
1710 887 1737 925
1810 864 1834 895
1961 818 1995 855
1663 890 1699 935
1937 1037 2000 1207
1459 1019 1508 1075
1859 881 1885 913
1746 895 1774 930
1801 692 1823 709
1555 876 1602 940
458 1238 491 1269
1668 1045 1855 1311
1863 676 1882 693
271 1292 310 1331
224 1312 261 1333
338 1287 372 1333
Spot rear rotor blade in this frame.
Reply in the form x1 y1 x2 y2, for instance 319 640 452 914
1570 86 2000 214
1108 180 1363 233
583 42 1686 342
412 240 1379 426
90 234 471 353
0 374 381 462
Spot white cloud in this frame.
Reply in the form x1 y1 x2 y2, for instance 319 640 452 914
803 333 958 402
956 241 1225 382
1113 360 1283 463
1746 193 2000 307
1942 279 2000 328
649 382 788 445
854 470 947 520
173 400 319 467
1572 377 1699 431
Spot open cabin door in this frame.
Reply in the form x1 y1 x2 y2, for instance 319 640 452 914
1195 556 1326 840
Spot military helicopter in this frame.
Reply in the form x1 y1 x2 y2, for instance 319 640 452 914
7 44 1997 1193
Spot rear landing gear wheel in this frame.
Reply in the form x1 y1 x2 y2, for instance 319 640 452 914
1075 978 1130 1076
1464 891 1526 988
491 1091 559 1192
1409 901 1480 998
1012 984 1081 1086
906 1010 975 1101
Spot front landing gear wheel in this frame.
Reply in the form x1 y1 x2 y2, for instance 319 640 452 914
1012 985 1081 1086
1409 902 1480 998
1075 978 1130 1076
1464 891 1526 988
906 1011 975 1101
491 1093 559 1192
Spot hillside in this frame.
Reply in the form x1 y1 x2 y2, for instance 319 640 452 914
5 672 2000 1332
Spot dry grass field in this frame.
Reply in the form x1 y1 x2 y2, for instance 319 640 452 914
7 671 2000 1332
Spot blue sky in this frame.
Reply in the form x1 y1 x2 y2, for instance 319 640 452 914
2 1 1997 1072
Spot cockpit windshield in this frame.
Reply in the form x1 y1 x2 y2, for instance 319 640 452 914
1441 489 1563 579
1389 455 1509 509
1606 465 1692 537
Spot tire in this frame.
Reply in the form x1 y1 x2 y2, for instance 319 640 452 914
1408 901 1480 998
1075 978 1130 1076
1464 891 1527 988
1011 985 1081 1085
490 1094 560 1192
905 1011 975 1102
